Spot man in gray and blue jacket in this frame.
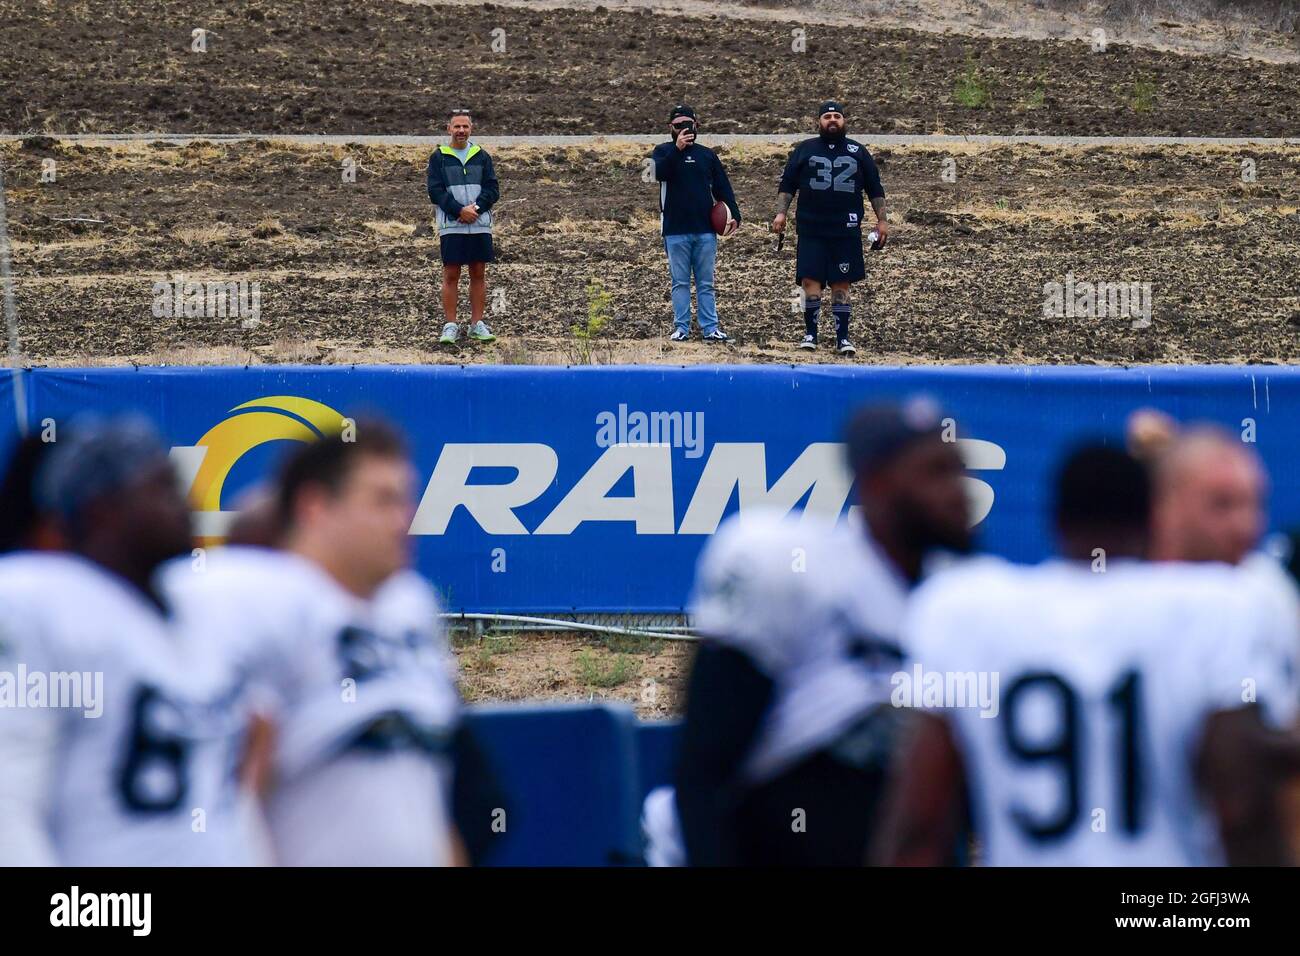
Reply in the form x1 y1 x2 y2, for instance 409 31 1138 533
428 109 500 344
652 105 740 343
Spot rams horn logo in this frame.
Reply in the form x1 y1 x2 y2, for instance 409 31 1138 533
171 395 347 540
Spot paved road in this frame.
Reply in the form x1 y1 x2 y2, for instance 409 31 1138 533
3 132 1298 147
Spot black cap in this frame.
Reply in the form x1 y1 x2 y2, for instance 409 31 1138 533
818 100 845 118
669 104 696 123
844 397 944 477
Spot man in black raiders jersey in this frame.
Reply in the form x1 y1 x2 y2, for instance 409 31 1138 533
771 101 889 356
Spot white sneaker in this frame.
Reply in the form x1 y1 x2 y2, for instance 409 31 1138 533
469 320 496 342
439 322 460 344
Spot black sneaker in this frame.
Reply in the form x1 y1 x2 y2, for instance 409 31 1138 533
669 328 689 342
702 329 730 343
798 334 817 350
837 338 856 355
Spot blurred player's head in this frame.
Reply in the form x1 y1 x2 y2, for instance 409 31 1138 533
447 108 472 147
817 100 846 141
845 397 972 578
276 419 414 596
1147 425 1265 565
0 432 63 553
34 416 191 582
1125 407 1178 462
225 483 285 549
1053 443 1151 560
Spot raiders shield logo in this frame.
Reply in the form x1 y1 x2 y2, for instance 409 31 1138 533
839 262 850 273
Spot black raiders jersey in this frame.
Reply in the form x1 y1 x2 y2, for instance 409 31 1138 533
778 136 885 238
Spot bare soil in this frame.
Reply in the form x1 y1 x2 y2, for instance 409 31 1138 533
415 0 1300 63
5 137 1299 365
3 0 1300 137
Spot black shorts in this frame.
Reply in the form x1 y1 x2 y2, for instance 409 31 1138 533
796 233 866 285
440 233 494 265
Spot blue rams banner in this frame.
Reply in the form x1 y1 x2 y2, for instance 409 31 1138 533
11 364 1300 612
0 371 19 460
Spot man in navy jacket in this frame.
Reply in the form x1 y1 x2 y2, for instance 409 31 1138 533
651 105 740 344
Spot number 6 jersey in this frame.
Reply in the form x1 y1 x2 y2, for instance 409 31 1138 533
0 551 255 866
162 545 462 867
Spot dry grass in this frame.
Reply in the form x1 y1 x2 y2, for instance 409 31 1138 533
452 631 692 719
173 224 238 246
363 220 415 238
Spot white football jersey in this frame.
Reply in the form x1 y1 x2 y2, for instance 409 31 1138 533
641 786 685 868
1238 550 1300 700
689 510 911 783
0 551 254 866
161 547 461 866
903 558 1299 867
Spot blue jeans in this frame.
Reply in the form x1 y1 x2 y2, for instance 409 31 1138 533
664 233 719 335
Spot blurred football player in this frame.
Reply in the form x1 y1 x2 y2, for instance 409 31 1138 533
1128 414 1299 705
1146 423 1267 566
875 444 1300 866
0 418 258 865
771 100 889 355
674 397 971 865
1131 415 1300 859
163 422 472 866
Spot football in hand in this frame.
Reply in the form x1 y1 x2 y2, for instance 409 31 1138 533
711 200 737 238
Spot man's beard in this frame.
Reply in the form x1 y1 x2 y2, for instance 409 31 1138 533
819 124 846 142
898 501 975 557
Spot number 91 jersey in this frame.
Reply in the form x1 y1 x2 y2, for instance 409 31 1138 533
778 136 885 238
902 558 1300 867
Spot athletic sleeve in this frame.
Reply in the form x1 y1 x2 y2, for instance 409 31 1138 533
0 598 59 865
674 643 775 866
